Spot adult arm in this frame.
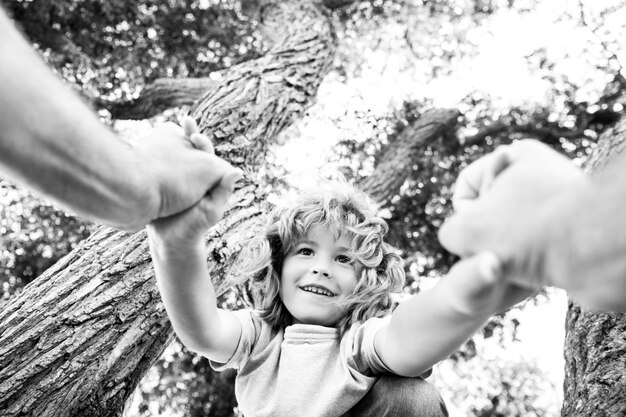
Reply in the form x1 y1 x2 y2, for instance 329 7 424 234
0 9 235 230
439 139 626 311
374 253 533 376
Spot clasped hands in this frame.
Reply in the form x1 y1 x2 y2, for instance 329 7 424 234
136 117 241 247
439 139 587 295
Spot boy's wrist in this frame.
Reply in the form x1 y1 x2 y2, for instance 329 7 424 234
441 265 503 318
147 229 206 261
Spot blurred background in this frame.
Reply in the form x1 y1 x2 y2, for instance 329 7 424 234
2 0 625 415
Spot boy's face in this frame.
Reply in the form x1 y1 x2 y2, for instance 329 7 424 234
280 226 358 327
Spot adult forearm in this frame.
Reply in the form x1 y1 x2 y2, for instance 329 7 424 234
0 10 155 228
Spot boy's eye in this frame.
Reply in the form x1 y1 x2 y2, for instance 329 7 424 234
335 255 350 264
298 248 314 256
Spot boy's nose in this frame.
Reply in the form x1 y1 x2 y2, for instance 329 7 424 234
312 267 330 278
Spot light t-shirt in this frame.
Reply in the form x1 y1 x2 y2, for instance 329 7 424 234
210 309 392 417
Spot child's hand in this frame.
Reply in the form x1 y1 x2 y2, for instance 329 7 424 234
147 169 242 250
447 252 536 316
146 116 242 251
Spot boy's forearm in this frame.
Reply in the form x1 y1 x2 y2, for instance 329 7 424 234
0 10 155 229
379 276 492 377
149 240 222 351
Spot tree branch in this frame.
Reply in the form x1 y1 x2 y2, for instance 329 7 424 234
100 77 220 120
358 108 461 207
322 0 359 10
463 119 594 146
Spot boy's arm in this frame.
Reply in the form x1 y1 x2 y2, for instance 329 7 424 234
149 237 242 363
147 173 243 363
374 253 532 377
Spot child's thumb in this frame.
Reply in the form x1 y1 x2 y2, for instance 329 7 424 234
181 115 199 137
446 252 505 315
449 252 504 295
477 252 503 284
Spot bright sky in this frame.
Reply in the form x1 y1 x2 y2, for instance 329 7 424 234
276 0 625 181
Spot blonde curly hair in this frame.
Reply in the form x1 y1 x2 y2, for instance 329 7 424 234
235 181 405 334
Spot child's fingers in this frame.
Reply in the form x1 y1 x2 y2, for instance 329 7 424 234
188 132 214 154
181 115 199 137
197 169 243 224
445 252 511 315
181 116 214 152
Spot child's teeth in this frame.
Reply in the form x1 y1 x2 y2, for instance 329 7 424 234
303 286 332 296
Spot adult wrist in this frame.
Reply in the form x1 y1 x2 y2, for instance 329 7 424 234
121 147 162 230
534 176 594 290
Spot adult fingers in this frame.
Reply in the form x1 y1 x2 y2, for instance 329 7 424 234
452 139 571 212
452 146 511 212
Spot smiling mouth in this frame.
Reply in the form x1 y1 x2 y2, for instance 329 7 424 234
300 285 336 297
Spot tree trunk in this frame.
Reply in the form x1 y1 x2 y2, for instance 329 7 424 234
562 116 626 416
0 2 335 416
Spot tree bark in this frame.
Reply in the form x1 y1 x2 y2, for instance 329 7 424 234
97 0 359 121
562 116 626 416
0 2 334 416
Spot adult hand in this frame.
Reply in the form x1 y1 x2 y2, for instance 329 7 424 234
438 140 588 290
132 117 239 230
146 120 243 251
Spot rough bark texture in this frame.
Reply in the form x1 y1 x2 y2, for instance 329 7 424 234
562 115 626 416
98 0 355 121
0 2 334 416
191 1 335 169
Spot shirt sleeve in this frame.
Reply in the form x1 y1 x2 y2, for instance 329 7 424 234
345 316 433 378
209 309 257 371
344 316 393 376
